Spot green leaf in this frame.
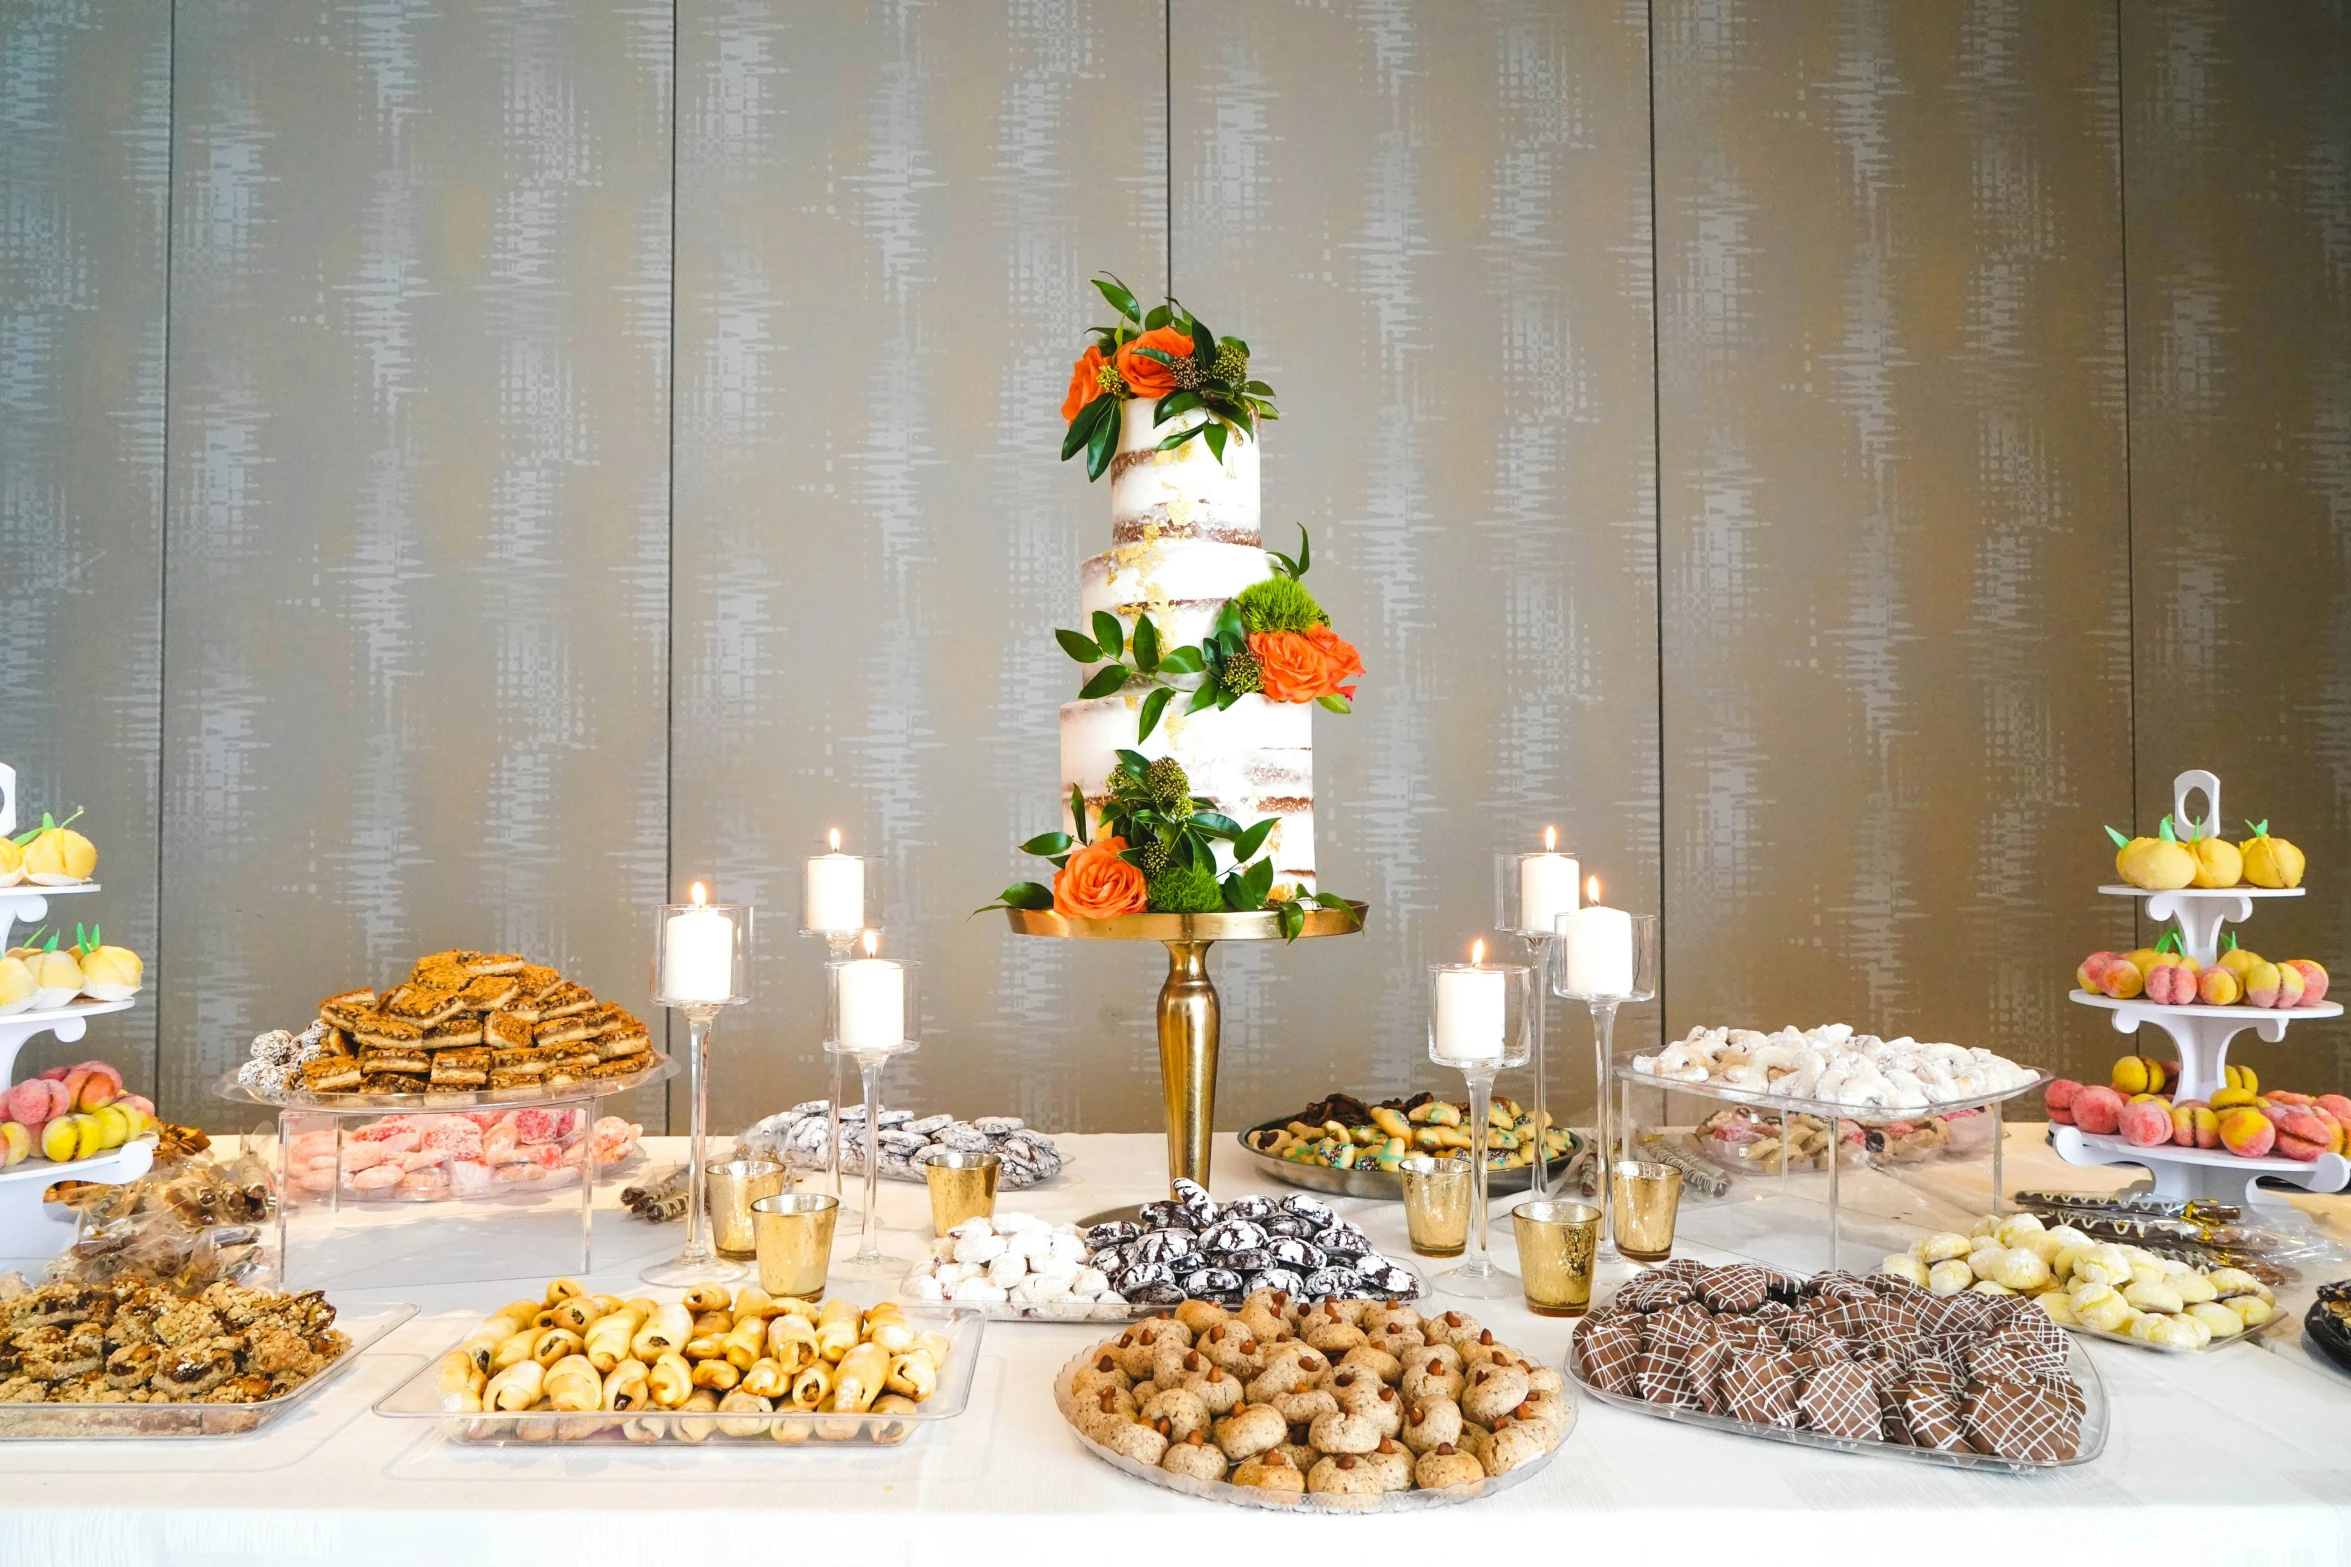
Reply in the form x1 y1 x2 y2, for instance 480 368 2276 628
1117 847 1152 869
1061 392 1111 461
1085 398 1121 479
1055 627 1102 663
1187 313 1215 357
1136 686 1173 743
2225 931 2239 951
1222 857 1272 911
1093 274 1142 323
1156 646 1204 676
1079 664 1129 700
1203 420 1228 465
1214 602 1244 646
1154 391 1202 424
1307 892 1365 928
1155 424 1206 453
1278 900 1306 942
1188 681 1222 714
1224 335 1250 356
1132 347 1179 369
2159 814 2177 843
1144 303 1171 330
2248 820 2268 837
1244 380 1274 396
1192 811 1244 839
1020 831 1074 857
1231 818 1277 862
1092 611 1125 658
2104 825 2129 847
1132 615 1160 673
1316 693 1352 714
1292 524 1310 577
1114 748 1151 776
1070 785 1090 844
1215 683 1241 710
2157 929 2180 953
972 882 1056 916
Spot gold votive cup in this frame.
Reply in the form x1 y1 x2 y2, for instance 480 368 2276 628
924 1151 1000 1236
707 1158 790 1258
1610 1159 1683 1263
1399 1154 1473 1258
752 1192 839 1299
1512 1199 1602 1317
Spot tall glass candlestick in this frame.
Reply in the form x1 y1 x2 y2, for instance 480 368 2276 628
1552 882 1657 1261
801 828 870 1202
823 934 921 1283
1499 828 1579 1198
645 884 753 1286
1427 941 1533 1299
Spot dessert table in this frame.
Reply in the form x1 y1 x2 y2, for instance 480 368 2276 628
7 1124 2351 1564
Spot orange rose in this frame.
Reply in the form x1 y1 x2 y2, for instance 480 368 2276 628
1306 625 1365 701
1250 631 1329 704
1062 344 1111 423
1054 834 1148 919
1114 326 1195 400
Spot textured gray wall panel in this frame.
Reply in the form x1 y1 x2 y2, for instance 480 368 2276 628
1654 0 2135 1080
161 0 674 1128
0 0 172 1096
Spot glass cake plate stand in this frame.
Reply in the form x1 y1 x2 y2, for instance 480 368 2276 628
1052 1343 1571 1510
1565 1328 2107 1473
215 1053 675 1112
0 1302 415 1440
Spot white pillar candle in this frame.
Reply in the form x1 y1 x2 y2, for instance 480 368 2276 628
1434 949 1507 1063
662 891 736 1004
836 931 905 1050
1560 880 1634 997
805 831 866 933
1519 830 1580 935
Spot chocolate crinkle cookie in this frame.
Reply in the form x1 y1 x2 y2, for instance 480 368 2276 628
737 1102 1066 1188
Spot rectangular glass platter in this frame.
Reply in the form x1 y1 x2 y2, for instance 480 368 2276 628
373 1304 983 1447
0 1302 416 1439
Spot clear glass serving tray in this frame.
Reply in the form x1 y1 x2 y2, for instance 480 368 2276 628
1052 1346 1571 1510
1615 1056 2054 1124
0 1301 415 1439
898 1277 1155 1324
1566 1328 2107 1472
1235 1118 1575 1202
215 1053 675 1111
373 1304 984 1447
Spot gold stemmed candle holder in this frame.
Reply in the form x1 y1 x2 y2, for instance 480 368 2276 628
1005 903 1365 1211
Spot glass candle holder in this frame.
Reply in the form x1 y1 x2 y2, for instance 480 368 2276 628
802 831 875 1205
1426 948 1533 1299
1497 836 1580 1199
1551 899 1658 1260
1399 1154 1472 1257
823 941 921 1282
643 887 753 1287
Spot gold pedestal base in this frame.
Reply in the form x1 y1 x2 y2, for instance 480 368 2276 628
1006 902 1367 1195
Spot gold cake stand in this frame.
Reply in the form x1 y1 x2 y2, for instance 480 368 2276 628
1006 902 1367 1213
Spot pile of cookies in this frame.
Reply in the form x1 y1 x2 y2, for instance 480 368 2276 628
902 1213 1127 1312
1059 1294 1567 1502
236 951 655 1100
0 1273 350 1408
1084 1180 1420 1308
1880 1211 2277 1350
1574 1260 2088 1463
438 1277 956 1445
739 1101 1065 1189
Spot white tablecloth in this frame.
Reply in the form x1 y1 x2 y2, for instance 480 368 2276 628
6 1125 2351 1565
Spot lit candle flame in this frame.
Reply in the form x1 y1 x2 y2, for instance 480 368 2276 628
1586 874 1601 906
690 881 709 907
1544 825 1556 852
862 928 879 958
828 827 842 853
1470 939 1485 966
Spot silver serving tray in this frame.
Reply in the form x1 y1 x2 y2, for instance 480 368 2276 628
1236 1117 1582 1202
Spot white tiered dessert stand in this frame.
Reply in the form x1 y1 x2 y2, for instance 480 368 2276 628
2051 769 2346 1207
0 763 154 1259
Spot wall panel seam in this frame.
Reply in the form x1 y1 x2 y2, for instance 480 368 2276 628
152 0 178 1105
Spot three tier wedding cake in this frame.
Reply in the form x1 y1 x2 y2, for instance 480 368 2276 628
987 277 1362 927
